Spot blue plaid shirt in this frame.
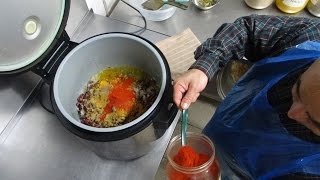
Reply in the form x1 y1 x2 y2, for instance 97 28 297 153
192 14 320 80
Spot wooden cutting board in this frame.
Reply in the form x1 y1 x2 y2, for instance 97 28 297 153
156 28 201 80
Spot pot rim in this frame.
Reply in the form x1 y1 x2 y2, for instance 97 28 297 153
53 33 167 132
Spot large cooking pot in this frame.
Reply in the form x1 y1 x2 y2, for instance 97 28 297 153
0 0 178 160
52 33 178 159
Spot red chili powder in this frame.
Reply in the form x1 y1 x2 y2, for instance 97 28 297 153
100 78 136 120
168 145 213 180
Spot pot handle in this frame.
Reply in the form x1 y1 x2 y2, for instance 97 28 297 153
152 84 179 130
32 30 78 84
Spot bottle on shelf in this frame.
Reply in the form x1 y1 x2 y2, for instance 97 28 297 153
244 0 274 10
276 0 309 13
307 0 320 17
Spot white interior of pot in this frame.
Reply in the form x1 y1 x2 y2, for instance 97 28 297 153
53 33 166 132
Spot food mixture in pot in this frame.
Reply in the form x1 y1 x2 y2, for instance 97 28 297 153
76 66 159 128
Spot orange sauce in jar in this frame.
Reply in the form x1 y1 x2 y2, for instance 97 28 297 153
166 145 221 180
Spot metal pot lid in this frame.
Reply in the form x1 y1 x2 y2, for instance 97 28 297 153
0 0 66 72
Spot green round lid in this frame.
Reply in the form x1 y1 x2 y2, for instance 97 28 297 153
0 0 66 72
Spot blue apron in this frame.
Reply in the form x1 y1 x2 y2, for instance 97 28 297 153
203 41 320 180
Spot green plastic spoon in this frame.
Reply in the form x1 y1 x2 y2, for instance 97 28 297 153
181 109 188 146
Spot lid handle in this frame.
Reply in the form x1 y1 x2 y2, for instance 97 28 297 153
32 30 78 84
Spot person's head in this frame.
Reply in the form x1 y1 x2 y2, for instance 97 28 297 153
288 60 320 135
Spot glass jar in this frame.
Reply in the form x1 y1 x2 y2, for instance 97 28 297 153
276 0 309 13
307 0 320 17
166 132 221 180
244 0 274 10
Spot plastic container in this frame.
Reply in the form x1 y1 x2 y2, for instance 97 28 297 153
244 0 274 9
276 0 309 13
166 132 221 180
129 0 177 21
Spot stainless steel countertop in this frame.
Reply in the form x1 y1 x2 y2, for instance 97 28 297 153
1 0 318 180
71 10 169 43
0 73 40 136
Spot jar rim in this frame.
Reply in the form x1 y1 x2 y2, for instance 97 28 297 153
166 132 216 173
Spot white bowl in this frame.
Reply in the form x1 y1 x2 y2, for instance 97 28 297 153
129 0 177 21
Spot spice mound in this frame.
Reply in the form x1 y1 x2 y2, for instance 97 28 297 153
174 146 210 167
76 66 159 128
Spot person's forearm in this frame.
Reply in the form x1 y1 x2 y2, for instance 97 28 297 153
191 14 320 80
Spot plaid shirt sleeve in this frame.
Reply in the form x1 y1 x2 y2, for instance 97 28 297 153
191 14 320 80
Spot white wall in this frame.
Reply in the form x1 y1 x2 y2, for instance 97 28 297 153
85 0 119 16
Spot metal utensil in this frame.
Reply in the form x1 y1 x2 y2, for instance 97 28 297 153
181 109 188 146
142 0 189 10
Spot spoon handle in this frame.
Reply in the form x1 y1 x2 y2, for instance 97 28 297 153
181 109 188 146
